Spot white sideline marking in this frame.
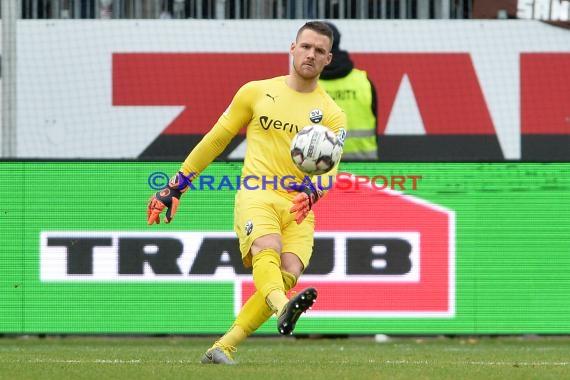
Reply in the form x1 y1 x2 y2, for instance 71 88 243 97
384 360 569 366
1 358 568 367
0 358 194 364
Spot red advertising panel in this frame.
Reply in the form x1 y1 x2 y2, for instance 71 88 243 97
113 53 287 134
238 176 455 317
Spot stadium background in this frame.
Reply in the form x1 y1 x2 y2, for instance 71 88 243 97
1 0 569 336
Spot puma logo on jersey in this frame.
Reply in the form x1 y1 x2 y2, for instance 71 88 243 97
265 93 278 102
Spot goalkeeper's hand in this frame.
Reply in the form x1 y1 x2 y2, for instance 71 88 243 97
147 172 189 225
289 185 323 225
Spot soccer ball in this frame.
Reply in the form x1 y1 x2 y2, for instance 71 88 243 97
290 125 342 175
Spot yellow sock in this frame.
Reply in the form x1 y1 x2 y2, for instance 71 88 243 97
265 270 298 315
235 291 274 335
216 324 248 349
252 249 289 313
214 271 300 349
281 270 298 291
231 271 299 340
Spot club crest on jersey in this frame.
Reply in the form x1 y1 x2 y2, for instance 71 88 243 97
245 220 253 236
309 109 323 124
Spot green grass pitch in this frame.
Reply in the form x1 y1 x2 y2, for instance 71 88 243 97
1 335 569 380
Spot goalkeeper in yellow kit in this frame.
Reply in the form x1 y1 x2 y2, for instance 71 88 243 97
147 21 346 365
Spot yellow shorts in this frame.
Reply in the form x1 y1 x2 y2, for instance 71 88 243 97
234 189 315 269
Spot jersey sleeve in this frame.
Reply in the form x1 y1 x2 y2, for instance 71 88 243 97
179 82 256 178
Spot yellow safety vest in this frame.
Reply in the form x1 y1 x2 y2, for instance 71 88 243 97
319 69 378 160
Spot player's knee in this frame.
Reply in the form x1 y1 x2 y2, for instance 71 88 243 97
250 233 282 256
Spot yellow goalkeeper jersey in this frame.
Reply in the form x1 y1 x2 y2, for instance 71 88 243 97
180 75 347 193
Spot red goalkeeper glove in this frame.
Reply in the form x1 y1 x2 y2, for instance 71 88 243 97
289 185 323 224
147 172 190 225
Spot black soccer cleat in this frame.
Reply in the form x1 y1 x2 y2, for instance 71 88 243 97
277 287 317 335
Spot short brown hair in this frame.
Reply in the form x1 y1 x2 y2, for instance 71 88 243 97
296 21 334 48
